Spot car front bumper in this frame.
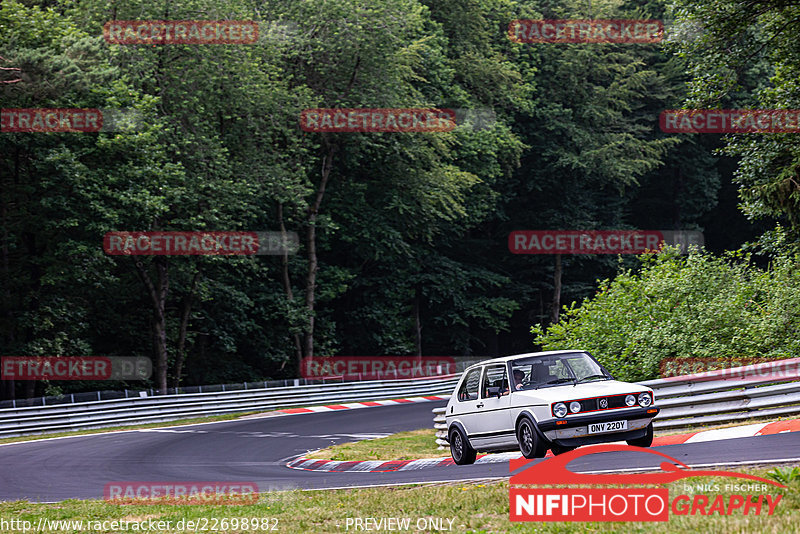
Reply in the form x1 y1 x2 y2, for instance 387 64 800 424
538 407 659 446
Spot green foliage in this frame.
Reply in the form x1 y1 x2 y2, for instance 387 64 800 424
533 247 800 381
667 0 800 235
0 0 765 398
766 466 800 486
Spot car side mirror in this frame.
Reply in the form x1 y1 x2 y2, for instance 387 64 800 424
487 386 501 398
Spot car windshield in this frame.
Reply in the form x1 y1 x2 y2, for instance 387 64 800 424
510 352 611 390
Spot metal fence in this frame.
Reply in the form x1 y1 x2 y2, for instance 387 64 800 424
0 357 488 410
0 375 460 438
433 357 800 448
0 378 346 410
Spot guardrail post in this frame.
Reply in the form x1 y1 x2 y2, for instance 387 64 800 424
433 407 448 450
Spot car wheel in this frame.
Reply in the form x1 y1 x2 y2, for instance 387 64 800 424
550 444 576 456
517 417 547 459
626 422 654 447
449 426 477 465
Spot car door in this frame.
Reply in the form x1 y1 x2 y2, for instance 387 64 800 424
450 366 484 439
470 364 515 447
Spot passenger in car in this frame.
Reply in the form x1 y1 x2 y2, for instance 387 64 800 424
502 369 526 395
511 369 525 390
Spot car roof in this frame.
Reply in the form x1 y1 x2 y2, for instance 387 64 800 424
464 350 589 371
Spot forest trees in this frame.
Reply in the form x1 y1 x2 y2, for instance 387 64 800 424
0 0 752 398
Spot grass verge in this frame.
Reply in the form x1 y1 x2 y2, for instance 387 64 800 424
0 468 797 533
304 429 446 460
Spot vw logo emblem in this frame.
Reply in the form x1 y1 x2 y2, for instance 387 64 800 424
599 398 608 409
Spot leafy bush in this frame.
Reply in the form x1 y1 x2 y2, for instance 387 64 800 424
532 247 800 381
766 466 800 485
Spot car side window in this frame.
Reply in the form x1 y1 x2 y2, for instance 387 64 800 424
481 365 508 398
457 368 482 402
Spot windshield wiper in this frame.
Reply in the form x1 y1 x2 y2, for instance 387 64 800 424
577 374 610 383
543 377 576 386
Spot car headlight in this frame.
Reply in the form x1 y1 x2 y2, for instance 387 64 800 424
553 402 568 418
638 392 652 407
625 394 636 407
569 401 581 413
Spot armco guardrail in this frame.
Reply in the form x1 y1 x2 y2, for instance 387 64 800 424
641 357 800 429
432 357 800 448
0 357 488 410
0 375 460 438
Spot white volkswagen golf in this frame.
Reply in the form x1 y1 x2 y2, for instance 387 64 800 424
445 350 659 464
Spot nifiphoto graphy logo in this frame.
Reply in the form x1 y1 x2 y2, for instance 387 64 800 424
510 445 786 522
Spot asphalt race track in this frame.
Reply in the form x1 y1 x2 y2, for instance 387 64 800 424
1 401 799 502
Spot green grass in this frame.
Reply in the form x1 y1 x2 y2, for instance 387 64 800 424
305 428 446 460
0 469 797 533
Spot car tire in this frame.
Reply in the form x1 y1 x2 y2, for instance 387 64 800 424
517 417 547 459
626 422 654 447
449 426 477 465
550 444 576 456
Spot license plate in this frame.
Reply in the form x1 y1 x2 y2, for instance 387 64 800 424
589 420 627 434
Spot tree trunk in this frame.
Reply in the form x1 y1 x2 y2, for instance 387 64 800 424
550 253 562 324
672 167 684 230
414 284 422 357
0 146 14 400
172 270 199 389
303 139 336 359
278 203 303 367
136 257 169 392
